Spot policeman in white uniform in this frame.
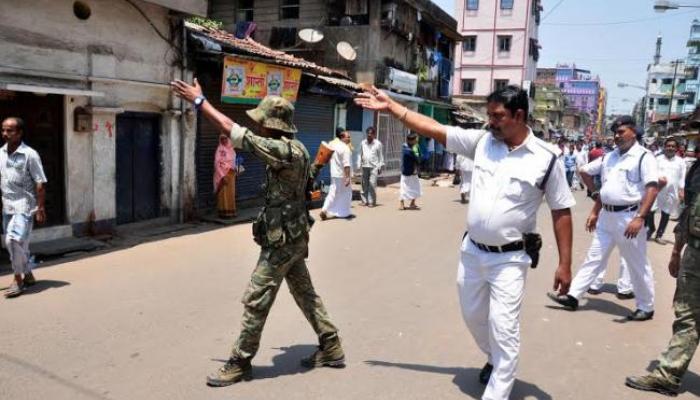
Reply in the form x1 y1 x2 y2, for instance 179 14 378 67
549 116 660 321
648 137 686 243
356 85 576 400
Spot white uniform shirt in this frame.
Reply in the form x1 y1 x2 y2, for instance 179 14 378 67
0 142 47 215
656 154 686 190
580 142 659 206
446 127 576 246
574 149 588 167
330 140 352 178
358 139 384 169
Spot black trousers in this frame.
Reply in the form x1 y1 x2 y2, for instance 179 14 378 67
646 211 671 239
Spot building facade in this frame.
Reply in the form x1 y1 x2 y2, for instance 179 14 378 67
533 67 564 137
0 0 205 241
208 0 460 182
555 64 603 135
647 61 688 127
453 0 542 108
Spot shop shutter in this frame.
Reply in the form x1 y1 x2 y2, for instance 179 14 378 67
293 94 335 185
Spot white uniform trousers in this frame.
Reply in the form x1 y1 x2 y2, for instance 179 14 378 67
568 210 655 312
457 238 530 400
590 257 633 294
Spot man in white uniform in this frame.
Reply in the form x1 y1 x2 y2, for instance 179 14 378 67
456 153 474 204
320 129 353 220
356 85 575 400
648 138 686 244
549 116 660 321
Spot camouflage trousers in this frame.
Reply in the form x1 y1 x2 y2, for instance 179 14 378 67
231 238 339 359
653 245 700 386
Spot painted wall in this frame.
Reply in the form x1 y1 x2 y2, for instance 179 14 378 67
0 0 197 236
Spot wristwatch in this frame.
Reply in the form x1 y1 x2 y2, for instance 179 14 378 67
193 95 206 109
634 213 646 220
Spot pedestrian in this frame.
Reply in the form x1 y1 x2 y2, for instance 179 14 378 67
648 138 686 244
214 134 237 219
400 133 421 210
356 85 575 400
1 117 47 298
549 116 660 321
171 79 345 387
357 126 384 207
320 128 353 220
625 146 700 396
456 153 473 204
686 147 696 171
564 144 577 189
574 141 588 191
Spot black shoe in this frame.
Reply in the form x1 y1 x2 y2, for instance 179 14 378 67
479 363 493 385
616 292 635 300
627 309 654 321
625 375 679 396
547 292 579 310
587 288 602 295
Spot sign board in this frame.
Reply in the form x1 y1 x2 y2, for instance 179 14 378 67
221 56 302 104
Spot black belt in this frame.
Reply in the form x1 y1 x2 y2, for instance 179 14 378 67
602 204 639 212
470 238 524 253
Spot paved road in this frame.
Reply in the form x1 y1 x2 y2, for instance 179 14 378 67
1 180 698 400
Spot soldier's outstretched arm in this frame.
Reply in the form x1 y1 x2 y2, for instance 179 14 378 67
355 86 447 146
171 78 234 135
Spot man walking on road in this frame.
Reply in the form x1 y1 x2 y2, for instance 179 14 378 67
320 129 353 220
399 133 422 210
357 126 384 207
626 145 700 396
648 138 686 244
549 116 660 321
356 85 575 400
171 79 345 387
1 117 47 299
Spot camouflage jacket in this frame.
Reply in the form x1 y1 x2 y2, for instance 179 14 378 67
230 123 313 248
676 160 700 249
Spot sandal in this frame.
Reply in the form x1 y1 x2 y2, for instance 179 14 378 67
5 282 24 298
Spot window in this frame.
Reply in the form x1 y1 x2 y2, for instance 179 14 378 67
529 38 539 61
662 78 673 85
236 0 254 22
658 98 670 105
466 0 479 11
498 35 512 52
687 92 696 104
651 78 657 84
501 0 514 9
679 78 687 84
462 36 477 52
280 0 299 20
461 79 475 94
648 98 655 109
678 99 686 105
494 79 509 91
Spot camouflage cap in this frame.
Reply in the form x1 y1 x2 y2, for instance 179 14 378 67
246 96 298 134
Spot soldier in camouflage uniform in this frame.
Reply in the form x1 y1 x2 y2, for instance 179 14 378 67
171 79 345 387
626 146 700 397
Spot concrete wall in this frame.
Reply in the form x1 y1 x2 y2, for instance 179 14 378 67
0 0 197 236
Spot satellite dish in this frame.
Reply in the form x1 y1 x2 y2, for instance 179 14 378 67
336 41 357 61
298 28 324 44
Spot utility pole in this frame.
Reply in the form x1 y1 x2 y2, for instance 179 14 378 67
665 60 681 136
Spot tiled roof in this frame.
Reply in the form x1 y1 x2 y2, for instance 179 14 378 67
185 21 348 79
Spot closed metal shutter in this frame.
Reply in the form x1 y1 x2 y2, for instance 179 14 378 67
195 68 266 210
293 94 335 185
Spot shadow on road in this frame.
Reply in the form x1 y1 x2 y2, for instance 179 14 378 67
0 279 70 295
545 296 632 319
212 344 319 380
644 360 700 396
0 352 113 400
364 360 552 400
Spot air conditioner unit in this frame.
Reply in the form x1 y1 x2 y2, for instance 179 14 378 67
385 67 418 96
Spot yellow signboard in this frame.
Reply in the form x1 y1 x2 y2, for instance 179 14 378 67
221 56 302 104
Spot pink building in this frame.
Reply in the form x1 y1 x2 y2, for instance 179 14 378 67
453 0 542 108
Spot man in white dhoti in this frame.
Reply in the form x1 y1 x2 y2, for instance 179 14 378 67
400 133 421 210
320 129 353 220
648 138 686 244
456 153 474 204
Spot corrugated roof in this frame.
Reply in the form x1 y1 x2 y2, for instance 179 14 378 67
185 21 348 78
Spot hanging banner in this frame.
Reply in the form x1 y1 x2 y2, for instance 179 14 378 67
221 56 302 104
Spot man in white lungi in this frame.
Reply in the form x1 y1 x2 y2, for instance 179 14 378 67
456 153 473 204
320 129 352 220
648 138 686 244
399 133 422 210
356 85 575 400
549 116 659 321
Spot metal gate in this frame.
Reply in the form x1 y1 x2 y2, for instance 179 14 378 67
377 112 408 177
115 113 161 224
